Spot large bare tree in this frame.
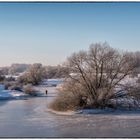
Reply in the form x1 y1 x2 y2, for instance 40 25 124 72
64 42 137 108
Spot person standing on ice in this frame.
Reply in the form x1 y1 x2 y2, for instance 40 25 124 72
45 89 48 95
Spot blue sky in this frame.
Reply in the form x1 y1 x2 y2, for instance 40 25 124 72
0 2 140 66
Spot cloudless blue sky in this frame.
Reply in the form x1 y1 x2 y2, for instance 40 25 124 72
0 2 140 66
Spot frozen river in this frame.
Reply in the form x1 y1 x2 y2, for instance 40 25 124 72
0 87 140 138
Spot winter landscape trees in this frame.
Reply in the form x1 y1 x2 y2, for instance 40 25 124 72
1 42 140 111
50 42 140 110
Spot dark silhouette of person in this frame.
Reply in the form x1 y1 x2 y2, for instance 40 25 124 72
45 89 48 95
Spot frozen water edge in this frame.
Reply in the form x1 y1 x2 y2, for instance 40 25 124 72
0 90 29 100
79 108 140 115
48 107 140 116
0 84 33 100
47 108 82 115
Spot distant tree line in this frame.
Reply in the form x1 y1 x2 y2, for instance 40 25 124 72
0 64 31 75
45 65 69 79
0 63 69 79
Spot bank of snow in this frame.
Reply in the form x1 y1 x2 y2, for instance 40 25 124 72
0 84 28 100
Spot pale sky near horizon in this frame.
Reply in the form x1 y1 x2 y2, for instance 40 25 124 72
0 2 140 66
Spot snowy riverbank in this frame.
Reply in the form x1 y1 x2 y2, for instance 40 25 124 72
0 84 28 100
0 79 63 100
1 78 140 112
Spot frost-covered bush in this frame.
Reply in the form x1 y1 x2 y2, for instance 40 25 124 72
4 82 22 91
4 82 12 90
127 85 140 100
23 85 38 96
107 97 140 110
0 75 5 82
49 92 87 111
5 77 15 82
8 85 23 92
18 63 46 85
4 82 14 90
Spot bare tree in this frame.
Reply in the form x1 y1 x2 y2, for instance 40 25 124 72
64 42 136 108
18 63 46 85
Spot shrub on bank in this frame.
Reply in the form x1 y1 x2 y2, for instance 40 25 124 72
4 82 15 90
0 75 5 82
4 82 11 90
4 82 22 91
8 85 23 92
23 85 38 96
49 92 88 111
127 85 140 100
